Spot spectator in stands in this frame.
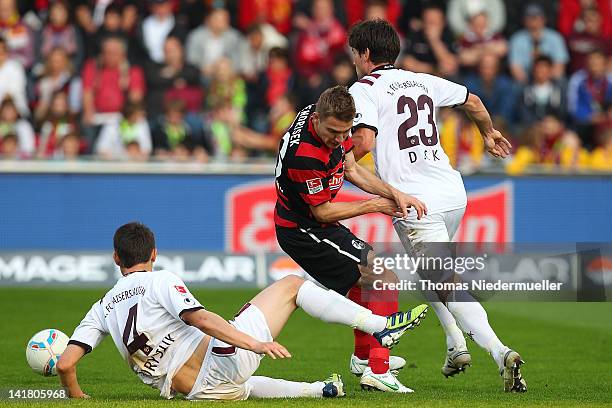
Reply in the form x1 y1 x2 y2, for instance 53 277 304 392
439 108 484 173
507 114 588 174
81 35 145 147
331 54 357 87
590 128 612 171
0 0 35 70
86 4 140 62
54 131 82 160
566 7 611 74
518 56 567 127
145 36 200 122
36 91 79 158
238 23 287 82
447 0 506 38
39 0 83 70
152 99 209 161
293 0 347 29
207 103 244 160
74 0 139 33
0 37 28 117
293 0 347 78
34 47 81 123
503 0 558 37
464 54 517 129
95 101 152 160
398 0 446 35
246 47 294 132
237 0 293 35
401 4 458 77
137 0 185 64
361 0 402 29
186 7 243 80
206 57 247 122
568 49 612 147
0 131 18 158
558 0 612 38
0 97 35 157
509 3 569 84
232 94 297 155
457 9 508 72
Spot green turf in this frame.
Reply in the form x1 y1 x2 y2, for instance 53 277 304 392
1 288 611 407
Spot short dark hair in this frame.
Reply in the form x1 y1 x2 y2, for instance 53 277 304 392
316 85 356 122
269 47 289 62
534 55 553 66
113 222 156 268
348 19 400 65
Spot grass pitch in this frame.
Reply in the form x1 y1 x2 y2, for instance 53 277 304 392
1 287 611 407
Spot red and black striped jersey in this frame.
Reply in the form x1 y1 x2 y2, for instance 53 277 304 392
274 104 354 229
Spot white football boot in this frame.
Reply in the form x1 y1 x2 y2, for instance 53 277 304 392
441 346 472 377
501 350 527 392
360 367 414 393
349 354 407 377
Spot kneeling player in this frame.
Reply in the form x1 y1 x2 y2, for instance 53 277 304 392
57 222 427 400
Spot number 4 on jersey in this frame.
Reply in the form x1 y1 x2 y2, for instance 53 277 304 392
122 304 153 355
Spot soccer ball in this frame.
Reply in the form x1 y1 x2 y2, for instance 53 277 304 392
26 329 69 376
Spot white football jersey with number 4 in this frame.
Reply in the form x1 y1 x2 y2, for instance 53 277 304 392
349 66 469 215
69 270 205 399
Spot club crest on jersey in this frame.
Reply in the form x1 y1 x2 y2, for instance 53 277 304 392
352 239 366 250
306 178 323 194
174 285 187 294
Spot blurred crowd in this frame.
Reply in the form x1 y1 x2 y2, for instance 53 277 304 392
0 0 610 173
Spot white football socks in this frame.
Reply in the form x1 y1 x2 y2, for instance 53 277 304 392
429 301 467 351
296 280 386 335
247 376 325 398
446 301 510 368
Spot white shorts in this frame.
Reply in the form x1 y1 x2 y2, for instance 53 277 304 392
394 207 466 285
394 207 465 249
186 304 273 401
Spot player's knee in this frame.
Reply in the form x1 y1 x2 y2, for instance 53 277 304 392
277 275 305 293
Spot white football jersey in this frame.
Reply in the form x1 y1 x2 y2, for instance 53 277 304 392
349 66 469 215
69 270 205 399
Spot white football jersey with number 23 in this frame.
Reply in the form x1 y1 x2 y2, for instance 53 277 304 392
349 66 469 215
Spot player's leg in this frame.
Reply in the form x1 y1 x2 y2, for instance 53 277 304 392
394 212 470 376
246 374 343 398
209 296 345 400
441 208 526 391
354 250 430 393
249 274 402 339
275 226 427 393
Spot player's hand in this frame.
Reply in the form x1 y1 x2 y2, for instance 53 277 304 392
392 190 427 220
483 129 512 158
371 197 407 218
253 341 292 359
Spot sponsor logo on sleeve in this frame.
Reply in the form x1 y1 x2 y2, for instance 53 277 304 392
174 285 187 294
306 178 323 194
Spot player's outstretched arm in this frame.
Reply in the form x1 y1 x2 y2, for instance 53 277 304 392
182 309 291 359
344 151 427 219
56 344 89 399
459 93 512 158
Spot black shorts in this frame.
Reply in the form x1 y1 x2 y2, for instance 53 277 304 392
276 224 372 295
